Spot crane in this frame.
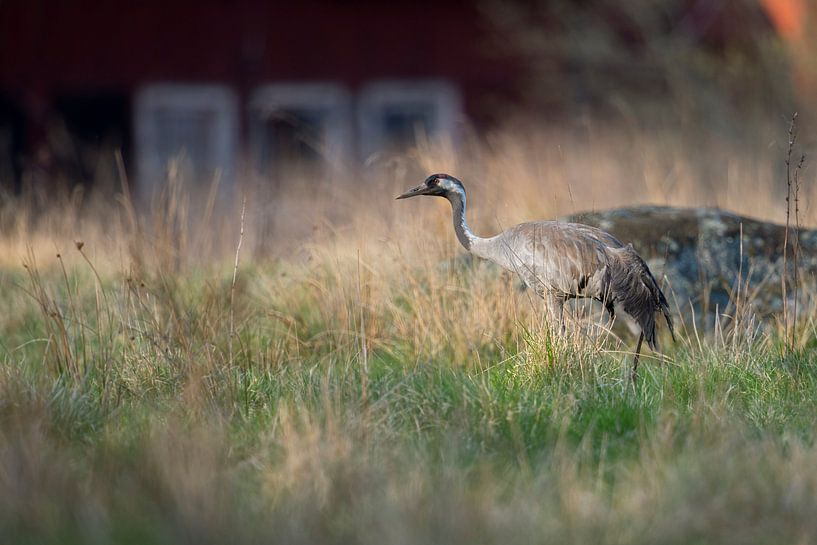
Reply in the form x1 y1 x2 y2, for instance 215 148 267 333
397 173 675 380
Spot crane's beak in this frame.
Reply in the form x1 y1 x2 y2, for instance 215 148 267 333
396 183 429 200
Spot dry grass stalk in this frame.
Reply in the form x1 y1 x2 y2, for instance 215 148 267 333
782 113 806 353
229 195 247 368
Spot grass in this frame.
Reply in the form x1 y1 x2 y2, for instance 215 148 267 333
2 125 817 544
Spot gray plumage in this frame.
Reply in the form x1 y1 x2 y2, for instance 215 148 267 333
397 173 675 378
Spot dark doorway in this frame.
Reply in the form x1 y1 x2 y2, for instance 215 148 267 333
52 92 130 189
0 95 26 193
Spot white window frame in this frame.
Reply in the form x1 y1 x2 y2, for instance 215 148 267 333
248 83 352 172
133 83 238 196
356 80 462 159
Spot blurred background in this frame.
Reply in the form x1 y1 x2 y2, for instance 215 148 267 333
0 0 815 221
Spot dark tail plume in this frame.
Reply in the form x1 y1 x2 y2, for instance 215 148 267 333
611 249 675 351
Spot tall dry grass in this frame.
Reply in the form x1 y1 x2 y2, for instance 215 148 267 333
1 121 816 543
1 119 811 270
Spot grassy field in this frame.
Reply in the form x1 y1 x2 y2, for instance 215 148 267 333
2 126 817 544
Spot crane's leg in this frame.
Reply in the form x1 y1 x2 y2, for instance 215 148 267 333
546 295 565 336
631 332 644 383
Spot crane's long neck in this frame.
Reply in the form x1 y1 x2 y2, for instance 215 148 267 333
445 188 480 251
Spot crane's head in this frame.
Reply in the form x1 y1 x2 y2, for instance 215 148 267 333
396 173 465 200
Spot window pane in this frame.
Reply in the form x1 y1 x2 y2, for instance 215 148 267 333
134 84 237 195
357 81 461 159
248 84 352 178
154 107 217 179
381 103 437 150
256 108 325 171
